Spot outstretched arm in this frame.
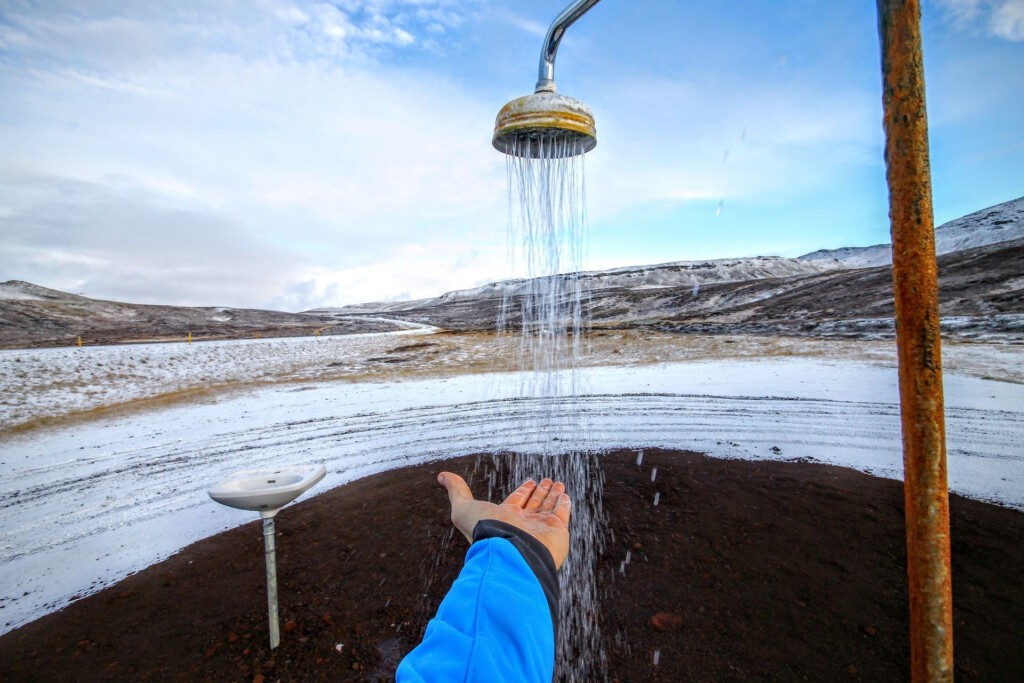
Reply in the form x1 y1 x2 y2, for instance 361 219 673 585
396 473 572 683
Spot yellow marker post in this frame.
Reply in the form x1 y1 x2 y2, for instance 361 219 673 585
77 336 82 348
188 332 192 345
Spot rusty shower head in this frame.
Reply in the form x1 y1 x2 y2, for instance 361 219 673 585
492 91 596 159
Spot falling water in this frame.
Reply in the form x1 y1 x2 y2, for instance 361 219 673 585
494 133 608 682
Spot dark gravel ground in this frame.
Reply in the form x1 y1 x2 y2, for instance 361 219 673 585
1 449 1022 682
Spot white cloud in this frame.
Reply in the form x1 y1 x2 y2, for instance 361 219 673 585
0 0 477 74
992 0 1024 39
497 9 548 39
938 0 1024 40
270 237 506 311
276 6 311 26
940 0 986 23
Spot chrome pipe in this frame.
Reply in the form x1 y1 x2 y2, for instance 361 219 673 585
263 517 281 650
535 0 602 93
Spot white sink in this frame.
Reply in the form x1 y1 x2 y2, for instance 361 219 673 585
209 464 326 518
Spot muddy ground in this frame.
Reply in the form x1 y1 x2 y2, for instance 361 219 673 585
1 449 1022 682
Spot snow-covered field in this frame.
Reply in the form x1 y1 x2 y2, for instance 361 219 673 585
3 329 1021 432
0 330 439 429
1 331 1023 634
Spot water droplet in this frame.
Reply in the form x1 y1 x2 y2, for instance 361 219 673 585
619 560 626 575
653 649 661 666
653 492 661 506
625 550 632 565
650 467 657 482
722 148 730 163
635 450 644 466
715 200 724 217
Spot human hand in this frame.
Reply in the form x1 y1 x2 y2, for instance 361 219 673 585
438 472 572 570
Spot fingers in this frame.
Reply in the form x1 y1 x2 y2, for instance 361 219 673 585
503 479 537 509
438 471 473 507
553 492 572 525
538 481 566 514
525 478 555 511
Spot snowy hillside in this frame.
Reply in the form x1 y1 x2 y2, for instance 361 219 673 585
0 281 92 302
0 281 406 349
798 244 892 268
317 256 846 316
935 196 1024 253
326 197 1023 316
800 196 1024 267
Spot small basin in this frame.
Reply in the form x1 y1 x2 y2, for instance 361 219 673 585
209 464 326 518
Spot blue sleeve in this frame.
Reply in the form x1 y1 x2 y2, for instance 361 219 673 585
396 521 558 683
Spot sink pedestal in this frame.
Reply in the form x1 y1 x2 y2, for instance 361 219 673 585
263 516 280 649
208 464 326 650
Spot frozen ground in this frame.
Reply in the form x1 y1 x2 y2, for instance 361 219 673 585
0 329 440 430
3 329 1022 432
1 333 1023 634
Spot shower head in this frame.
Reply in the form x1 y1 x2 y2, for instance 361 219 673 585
492 91 596 159
492 0 601 159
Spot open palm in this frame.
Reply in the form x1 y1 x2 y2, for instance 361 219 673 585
438 472 572 570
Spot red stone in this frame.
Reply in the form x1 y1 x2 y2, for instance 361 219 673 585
650 612 683 631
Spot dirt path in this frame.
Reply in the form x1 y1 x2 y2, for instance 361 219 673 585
2 449 1021 682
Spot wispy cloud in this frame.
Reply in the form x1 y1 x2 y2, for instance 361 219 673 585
0 1 478 74
992 0 1024 39
493 8 548 39
937 0 1024 40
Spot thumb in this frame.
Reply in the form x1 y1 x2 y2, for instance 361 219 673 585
438 472 478 543
438 471 474 507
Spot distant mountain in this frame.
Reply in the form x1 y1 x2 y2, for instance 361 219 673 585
311 197 1023 341
0 281 93 303
5 197 1022 348
799 196 1024 267
797 244 892 269
312 257 848 317
0 282 407 349
319 237 1022 341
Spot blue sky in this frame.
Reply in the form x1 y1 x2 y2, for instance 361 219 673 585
1 0 1021 310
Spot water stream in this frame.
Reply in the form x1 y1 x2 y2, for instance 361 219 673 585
494 134 608 681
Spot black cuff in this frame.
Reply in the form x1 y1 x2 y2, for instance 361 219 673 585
472 519 560 635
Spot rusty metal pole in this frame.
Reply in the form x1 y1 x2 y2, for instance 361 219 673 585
876 1 953 680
